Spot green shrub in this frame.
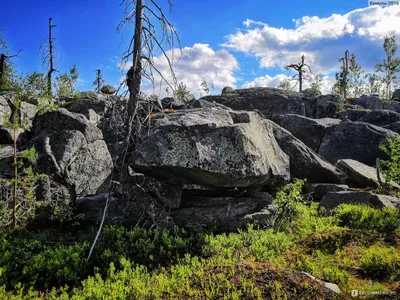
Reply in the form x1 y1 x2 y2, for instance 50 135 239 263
379 136 400 192
91 225 199 272
0 236 88 291
202 225 293 261
333 204 399 234
360 244 400 281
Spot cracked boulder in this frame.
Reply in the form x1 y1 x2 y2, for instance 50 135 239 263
270 114 341 152
265 120 347 184
131 108 290 188
31 108 113 200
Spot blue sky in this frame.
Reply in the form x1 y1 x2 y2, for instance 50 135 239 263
1 0 400 96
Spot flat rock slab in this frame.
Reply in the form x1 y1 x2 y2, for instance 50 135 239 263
358 109 400 127
336 159 399 189
319 191 400 212
172 192 273 231
132 108 290 188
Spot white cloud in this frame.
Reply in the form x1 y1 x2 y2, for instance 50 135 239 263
118 43 239 97
222 6 400 74
241 74 336 95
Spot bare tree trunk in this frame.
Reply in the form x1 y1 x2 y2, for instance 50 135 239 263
0 54 5 79
47 18 56 96
96 69 101 92
299 69 303 92
125 0 143 144
12 126 17 228
343 50 349 100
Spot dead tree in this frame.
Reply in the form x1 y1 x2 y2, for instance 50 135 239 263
285 55 313 92
93 69 105 92
118 0 181 155
338 50 350 99
39 18 59 96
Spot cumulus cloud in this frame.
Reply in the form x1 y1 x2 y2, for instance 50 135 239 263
118 43 239 97
223 6 400 74
241 74 337 95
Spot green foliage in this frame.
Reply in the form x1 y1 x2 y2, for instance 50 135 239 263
364 73 382 95
360 244 400 281
174 81 192 102
307 74 323 95
54 65 79 97
91 225 199 272
202 224 293 261
21 72 47 96
0 236 89 290
277 78 295 91
333 204 399 234
50 203 84 228
348 53 365 98
73 91 96 100
375 35 400 99
272 179 307 232
378 136 400 194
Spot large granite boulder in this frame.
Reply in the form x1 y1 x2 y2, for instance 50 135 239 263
201 87 308 118
101 85 116 95
383 101 400 113
265 120 347 184
303 183 349 201
319 191 400 212
64 93 115 119
353 95 382 110
131 108 290 188
31 108 113 200
357 109 400 127
270 114 341 152
318 121 398 166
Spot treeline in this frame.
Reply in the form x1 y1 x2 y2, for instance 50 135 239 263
278 35 400 100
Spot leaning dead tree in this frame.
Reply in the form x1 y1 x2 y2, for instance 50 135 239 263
118 0 181 155
39 18 59 96
93 69 105 92
87 0 182 262
285 55 313 92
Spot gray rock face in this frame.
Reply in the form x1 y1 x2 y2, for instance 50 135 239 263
0 145 14 178
19 101 38 129
65 94 114 118
132 108 290 188
303 183 349 200
383 101 400 113
318 121 398 166
335 159 398 188
319 191 400 212
221 86 234 94
338 109 371 121
101 85 116 94
0 94 11 126
357 109 400 127
354 95 382 110
201 87 307 118
384 121 400 134
312 95 345 118
172 191 273 231
271 114 341 152
32 108 113 199
0 125 13 144
266 120 347 184
392 88 400 100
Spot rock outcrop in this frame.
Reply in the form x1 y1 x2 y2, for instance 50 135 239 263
31 108 113 201
131 108 290 188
